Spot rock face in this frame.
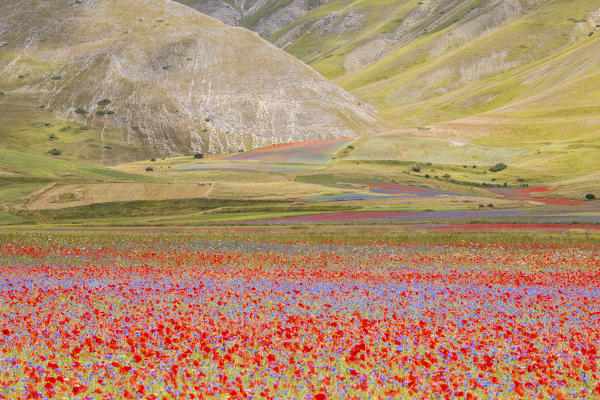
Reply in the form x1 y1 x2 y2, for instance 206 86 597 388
178 0 326 37
0 0 380 156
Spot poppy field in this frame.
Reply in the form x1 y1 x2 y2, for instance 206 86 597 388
0 231 599 399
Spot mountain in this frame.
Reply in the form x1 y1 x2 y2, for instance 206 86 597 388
177 0 327 37
0 0 380 163
185 0 600 123
182 0 600 177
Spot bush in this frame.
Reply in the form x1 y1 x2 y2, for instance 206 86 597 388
145 167 154 172
193 153 204 159
412 165 421 172
48 148 62 156
489 162 507 172
150 158 156 162
97 99 111 106
75 107 87 115
586 194 596 200
96 111 106 116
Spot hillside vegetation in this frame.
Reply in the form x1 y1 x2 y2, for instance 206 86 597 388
183 0 600 178
0 0 380 162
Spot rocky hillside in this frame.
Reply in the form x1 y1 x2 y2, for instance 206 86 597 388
0 0 380 160
184 0 600 126
177 0 327 37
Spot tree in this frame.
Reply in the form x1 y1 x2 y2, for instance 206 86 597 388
489 163 507 172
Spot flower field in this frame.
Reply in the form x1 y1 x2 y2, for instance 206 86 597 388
1 232 599 399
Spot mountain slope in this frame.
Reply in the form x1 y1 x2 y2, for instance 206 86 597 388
183 0 600 129
0 0 380 162
177 0 327 37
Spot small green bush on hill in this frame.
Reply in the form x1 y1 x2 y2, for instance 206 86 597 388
489 163 507 172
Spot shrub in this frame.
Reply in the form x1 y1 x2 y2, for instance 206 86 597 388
586 194 596 200
48 148 62 156
150 158 156 162
96 111 106 116
145 167 154 172
51 76 62 80
97 99 111 106
489 162 507 172
412 165 421 173
193 153 203 159
443 174 451 178
425 174 430 179
0 92 4 96
487 203 495 208
75 107 88 115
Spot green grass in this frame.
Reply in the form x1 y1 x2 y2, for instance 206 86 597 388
346 136 526 165
0 183 43 203
0 94 163 165
0 228 598 248
15 198 288 223
0 148 152 181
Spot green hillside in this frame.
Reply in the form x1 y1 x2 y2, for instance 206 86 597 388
263 0 600 177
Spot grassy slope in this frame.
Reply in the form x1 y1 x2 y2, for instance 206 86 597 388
263 0 600 180
0 148 151 181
